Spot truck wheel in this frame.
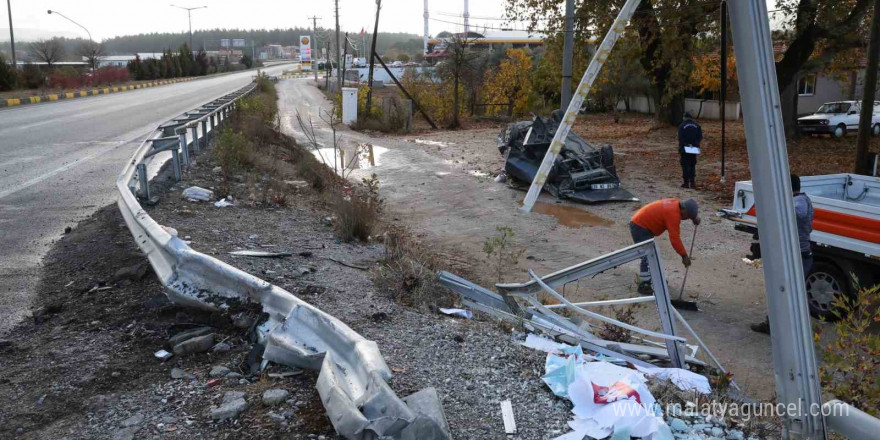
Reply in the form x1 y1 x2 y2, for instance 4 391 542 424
805 262 849 320
832 124 846 138
872 124 880 136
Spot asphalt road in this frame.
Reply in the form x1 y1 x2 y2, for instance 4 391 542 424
0 64 293 334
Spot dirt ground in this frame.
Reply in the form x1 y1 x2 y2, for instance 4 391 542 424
278 78 870 402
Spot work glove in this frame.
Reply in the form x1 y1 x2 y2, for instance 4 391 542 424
681 255 691 267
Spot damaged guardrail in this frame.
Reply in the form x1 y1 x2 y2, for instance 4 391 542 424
115 80 451 440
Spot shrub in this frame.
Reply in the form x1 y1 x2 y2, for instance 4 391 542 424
816 283 879 416
213 129 250 177
483 225 526 283
377 226 456 310
333 195 377 243
21 64 45 89
48 66 85 89
0 55 17 91
90 66 129 86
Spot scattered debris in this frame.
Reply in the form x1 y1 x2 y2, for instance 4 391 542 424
212 342 231 352
172 333 214 355
262 389 290 406
214 196 234 208
170 368 195 380
500 400 517 435
210 395 248 420
228 250 292 258
438 308 473 319
742 257 763 269
153 349 173 360
182 186 213 202
326 257 368 270
169 327 213 345
493 173 507 183
209 366 231 378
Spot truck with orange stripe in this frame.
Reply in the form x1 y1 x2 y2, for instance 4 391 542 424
718 173 880 319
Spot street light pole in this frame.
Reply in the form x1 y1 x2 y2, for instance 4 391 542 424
170 4 207 52
6 0 15 66
47 9 92 42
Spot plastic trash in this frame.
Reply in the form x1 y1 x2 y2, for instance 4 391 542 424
542 344 584 398
438 308 473 319
182 186 213 201
214 196 234 208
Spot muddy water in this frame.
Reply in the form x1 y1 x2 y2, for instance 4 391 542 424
531 201 615 228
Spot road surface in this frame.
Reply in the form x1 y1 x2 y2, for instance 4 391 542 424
0 64 292 334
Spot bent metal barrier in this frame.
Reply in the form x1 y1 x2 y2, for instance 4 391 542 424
115 80 451 440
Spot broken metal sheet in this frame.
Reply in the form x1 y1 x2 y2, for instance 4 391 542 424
228 250 292 258
116 84 451 440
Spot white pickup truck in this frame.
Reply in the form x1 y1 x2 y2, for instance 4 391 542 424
797 100 880 138
719 174 880 319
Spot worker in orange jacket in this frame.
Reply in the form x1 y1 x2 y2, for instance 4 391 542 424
630 198 701 295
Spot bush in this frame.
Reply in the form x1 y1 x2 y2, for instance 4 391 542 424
0 55 17 91
90 66 129 86
213 129 250 177
48 66 85 89
21 64 45 89
333 195 377 242
816 283 879 416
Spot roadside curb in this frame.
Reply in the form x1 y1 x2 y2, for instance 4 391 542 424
279 72 316 79
0 77 198 108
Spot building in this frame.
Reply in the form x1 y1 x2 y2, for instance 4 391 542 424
425 30 546 63
91 53 164 68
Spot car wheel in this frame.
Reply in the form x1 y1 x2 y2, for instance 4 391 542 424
805 262 849 320
832 124 846 138
872 124 880 136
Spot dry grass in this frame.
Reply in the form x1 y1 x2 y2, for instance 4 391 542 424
374 226 456 311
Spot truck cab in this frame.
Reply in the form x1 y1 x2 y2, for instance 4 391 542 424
797 100 880 138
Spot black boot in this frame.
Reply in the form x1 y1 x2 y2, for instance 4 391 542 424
637 281 654 296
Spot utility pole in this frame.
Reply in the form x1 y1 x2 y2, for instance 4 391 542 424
560 0 574 110
855 0 880 175
463 0 469 35
720 0 728 182
170 4 207 54
325 40 331 90
6 0 15 67
335 0 342 92
366 0 382 111
423 0 429 54
342 32 348 86
308 15 321 81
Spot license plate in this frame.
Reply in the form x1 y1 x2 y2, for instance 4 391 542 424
800 127 817 132
590 183 619 190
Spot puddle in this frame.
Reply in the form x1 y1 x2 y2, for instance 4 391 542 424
530 201 614 228
310 145 387 171
413 139 455 147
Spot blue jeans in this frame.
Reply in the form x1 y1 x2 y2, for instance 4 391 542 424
630 222 655 282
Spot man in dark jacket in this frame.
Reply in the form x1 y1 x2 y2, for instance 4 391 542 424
751 174 814 334
678 113 702 189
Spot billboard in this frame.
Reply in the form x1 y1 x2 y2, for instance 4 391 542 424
220 39 230 48
299 35 312 62
232 39 246 47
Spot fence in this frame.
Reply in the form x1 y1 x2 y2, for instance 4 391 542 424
615 96 742 120
115 79 450 440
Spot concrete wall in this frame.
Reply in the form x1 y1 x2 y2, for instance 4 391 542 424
346 66 437 84
615 96 741 120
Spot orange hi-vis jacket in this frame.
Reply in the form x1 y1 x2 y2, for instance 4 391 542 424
631 198 688 256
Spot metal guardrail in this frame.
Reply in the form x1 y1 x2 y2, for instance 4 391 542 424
115 80 450 440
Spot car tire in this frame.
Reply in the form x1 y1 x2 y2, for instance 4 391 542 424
805 262 850 321
872 124 880 136
832 124 846 138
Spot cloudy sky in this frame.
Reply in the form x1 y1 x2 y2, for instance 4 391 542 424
2 0 520 42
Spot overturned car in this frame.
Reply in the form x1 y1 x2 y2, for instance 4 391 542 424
498 111 638 203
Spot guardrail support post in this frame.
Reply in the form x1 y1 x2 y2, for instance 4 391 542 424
171 147 182 181
178 133 190 165
210 112 216 136
136 163 150 200
201 119 208 148
190 126 199 154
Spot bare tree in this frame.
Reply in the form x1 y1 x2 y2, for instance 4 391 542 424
78 41 105 70
29 39 66 67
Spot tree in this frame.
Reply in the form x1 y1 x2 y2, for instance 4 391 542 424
506 0 717 125
78 41 105 71
0 54 18 91
30 39 66 67
594 33 652 121
483 48 534 116
396 53 410 62
241 54 254 68
689 51 739 98
773 0 875 137
436 34 481 128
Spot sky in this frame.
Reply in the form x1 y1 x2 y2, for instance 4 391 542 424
1 0 517 42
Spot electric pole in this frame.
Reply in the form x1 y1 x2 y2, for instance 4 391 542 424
855 0 880 175
720 0 728 182
171 4 207 54
335 0 342 92
560 0 574 110
6 0 15 67
366 0 381 111
308 15 321 81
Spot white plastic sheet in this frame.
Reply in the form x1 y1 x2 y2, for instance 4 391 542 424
182 186 213 201
438 308 473 319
